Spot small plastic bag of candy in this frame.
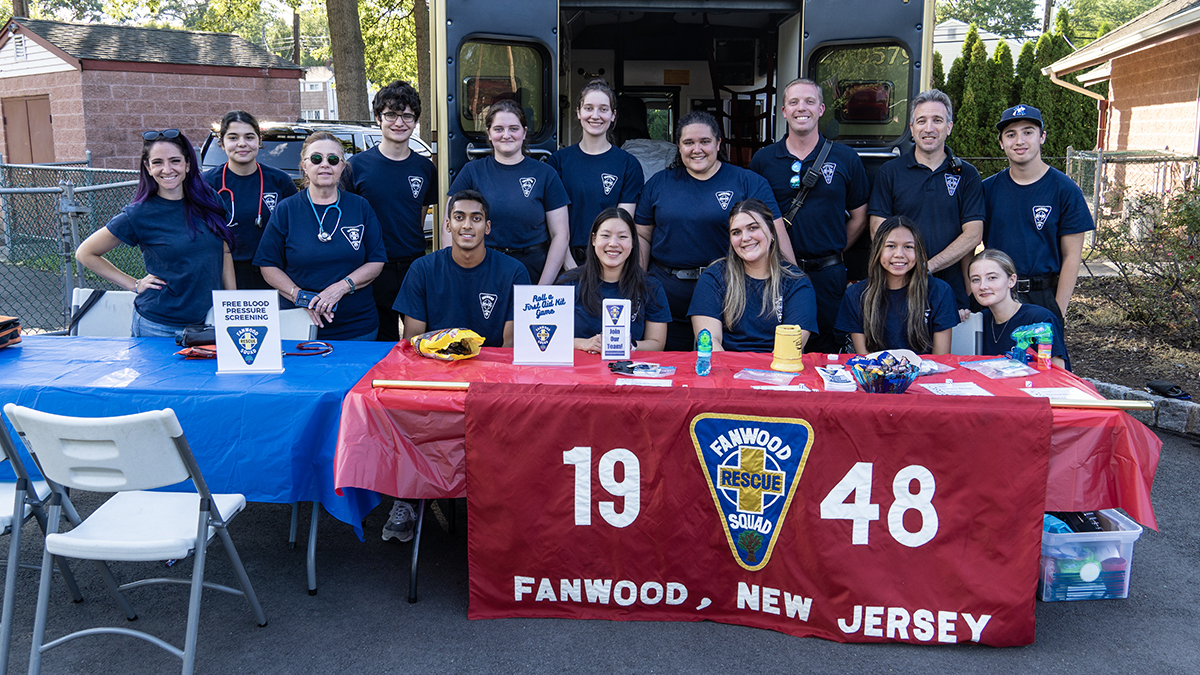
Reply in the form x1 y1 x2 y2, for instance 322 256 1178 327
409 328 486 361
845 350 920 394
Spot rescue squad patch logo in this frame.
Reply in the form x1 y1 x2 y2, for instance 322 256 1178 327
530 324 556 351
945 174 960 196
226 326 268 365
1032 205 1052 231
606 303 624 325
341 224 364 251
715 191 734 210
601 173 618 195
821 162 836 185
409 176 424 199
520 177 537 198
691 413 814 571
479 293 497 319
263 192 279 212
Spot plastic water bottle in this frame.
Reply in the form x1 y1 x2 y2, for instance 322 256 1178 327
696 329 712 377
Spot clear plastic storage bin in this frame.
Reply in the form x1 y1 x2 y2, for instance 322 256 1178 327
1039 509 1143 602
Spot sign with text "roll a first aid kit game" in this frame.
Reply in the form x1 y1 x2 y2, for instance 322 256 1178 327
514 285 573 366
213 290 283 374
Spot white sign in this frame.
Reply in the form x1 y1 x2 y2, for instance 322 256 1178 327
213 290 283 374
513 285 573 366
601 298 630 360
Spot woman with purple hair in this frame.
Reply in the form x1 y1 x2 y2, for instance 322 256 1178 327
77 129 235 337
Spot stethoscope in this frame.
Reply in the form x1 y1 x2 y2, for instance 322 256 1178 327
308 190 343 243
217 162 264 228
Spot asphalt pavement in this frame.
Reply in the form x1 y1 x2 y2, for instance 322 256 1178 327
1 429 1196 675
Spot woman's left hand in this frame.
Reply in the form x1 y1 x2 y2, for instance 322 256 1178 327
310 281 348 323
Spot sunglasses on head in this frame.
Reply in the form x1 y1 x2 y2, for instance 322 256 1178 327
142 129 181 142
308 153 341 166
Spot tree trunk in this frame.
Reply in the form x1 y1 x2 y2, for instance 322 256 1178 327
325 0 370 120
292 9 301 65
415 0 432 143
1042 0 1055 34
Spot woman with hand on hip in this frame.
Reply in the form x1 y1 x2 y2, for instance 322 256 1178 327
254 132 386 340
75 128 235 337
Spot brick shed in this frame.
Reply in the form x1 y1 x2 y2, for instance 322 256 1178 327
1046 0 1200 155
0 18 304 169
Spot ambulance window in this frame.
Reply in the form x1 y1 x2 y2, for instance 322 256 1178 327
458 41 547 138
810 43 911 143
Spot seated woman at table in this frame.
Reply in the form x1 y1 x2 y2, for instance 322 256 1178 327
835 215 959 355
254 132 386 340
556 208 668 353
969 248 1067 370
687 199 816 352
76 129 235 337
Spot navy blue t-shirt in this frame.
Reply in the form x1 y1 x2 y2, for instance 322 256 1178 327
635 163 780 269
342 146 437 260
394 247 531 347
447 156 571 249
749 136 869 257
835 277 960 353
687 260 818 352
547 144 644 247
983 167 1095 277
981 303 1067 363
202 164 297 262
253 190 386 340
558 273 670 342
106 195 227 326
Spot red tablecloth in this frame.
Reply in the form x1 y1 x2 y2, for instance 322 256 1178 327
334 347 1161 528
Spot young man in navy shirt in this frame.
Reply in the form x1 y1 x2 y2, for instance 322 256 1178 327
342 80 437 343
750 78 869 352
983 104 1093 326
869 89 984 318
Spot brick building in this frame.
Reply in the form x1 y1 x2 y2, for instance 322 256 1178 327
0 18 304 169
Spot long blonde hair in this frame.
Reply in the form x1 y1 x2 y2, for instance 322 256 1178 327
722 199 800 327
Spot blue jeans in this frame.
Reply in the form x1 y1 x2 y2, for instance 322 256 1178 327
342 330 378 341
131 311 188 338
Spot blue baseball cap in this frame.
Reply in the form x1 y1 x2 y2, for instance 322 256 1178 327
996 104 1043 132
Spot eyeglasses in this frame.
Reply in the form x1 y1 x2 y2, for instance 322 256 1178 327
790 160 803 189
142 129 181 141
308 153 341 166
381 111 417 124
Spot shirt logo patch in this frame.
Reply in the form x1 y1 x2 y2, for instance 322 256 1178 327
1032 205 1052 231
530 324 557 351
408 176 424 199
263 192 278 212
691 413 814 571
601 173 618 195
227 326 268 365
945 174 960 196
821 162 836 185
606 303 624 324
341 224 364 251
715 191 734 210
520 177 536 198
479 293 497 319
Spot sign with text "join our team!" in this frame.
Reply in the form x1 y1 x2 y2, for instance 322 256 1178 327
213 290 283 374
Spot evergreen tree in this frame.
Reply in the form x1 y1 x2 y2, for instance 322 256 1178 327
956 38 991 157
932 51 945 92
989 41 1015 128
1012 41 1037 107
944 24 980 106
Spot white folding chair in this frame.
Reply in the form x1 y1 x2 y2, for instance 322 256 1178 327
950 311 983 356
69 288 136 337
278 308 317 340
3 405 267 675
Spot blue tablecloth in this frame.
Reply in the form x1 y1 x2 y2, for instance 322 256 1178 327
0 336 394 538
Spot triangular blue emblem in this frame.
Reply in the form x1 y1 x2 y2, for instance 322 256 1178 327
226 326 267 365
529 324 556 352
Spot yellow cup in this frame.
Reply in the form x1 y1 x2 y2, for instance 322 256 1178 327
770 324 804 372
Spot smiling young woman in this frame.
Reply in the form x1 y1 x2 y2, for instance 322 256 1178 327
969 248 1067 369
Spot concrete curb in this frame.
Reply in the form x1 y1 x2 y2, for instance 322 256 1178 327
1085 378 1200 436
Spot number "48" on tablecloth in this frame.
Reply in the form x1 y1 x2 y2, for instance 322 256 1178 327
820 462 938 547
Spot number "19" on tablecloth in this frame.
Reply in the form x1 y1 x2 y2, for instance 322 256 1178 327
563 447 641 527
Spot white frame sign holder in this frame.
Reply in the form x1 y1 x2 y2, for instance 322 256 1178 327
213 290 284 374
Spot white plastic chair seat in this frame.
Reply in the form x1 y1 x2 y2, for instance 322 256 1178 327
45 492 246 562
0 479 50 531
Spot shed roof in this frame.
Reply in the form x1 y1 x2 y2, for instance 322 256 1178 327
1047 0 1200 75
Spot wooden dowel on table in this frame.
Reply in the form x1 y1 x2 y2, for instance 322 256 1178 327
1048 399 1154 410
372 380 471 390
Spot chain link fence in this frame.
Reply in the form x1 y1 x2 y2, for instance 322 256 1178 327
1065 148 1200 241
0 162 139 333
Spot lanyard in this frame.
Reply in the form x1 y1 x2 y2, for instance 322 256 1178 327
218 163 264 228
308 190 343 242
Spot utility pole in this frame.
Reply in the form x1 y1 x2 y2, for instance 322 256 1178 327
1042 0 1055 33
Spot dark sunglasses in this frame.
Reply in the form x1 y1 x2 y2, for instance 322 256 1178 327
142 129 181 141
790 159 803 189
308 153 341 166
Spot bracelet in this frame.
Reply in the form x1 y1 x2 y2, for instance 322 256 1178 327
343 277 356 294
289 286 298 301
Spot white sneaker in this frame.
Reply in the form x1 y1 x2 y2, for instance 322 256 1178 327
382 501 416 542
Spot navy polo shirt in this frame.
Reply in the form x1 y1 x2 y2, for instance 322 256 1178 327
983 167 1094 277
749 136 869 257
202 164 297 262
106 195 227 326
635 163 780 269
253 191 387 340
341 146 437 260
687 260 818 352
981 303 1067 364
547 144 644 247
447 156 571 250
558 273 670 342
835 277 960 353
394 247 530 347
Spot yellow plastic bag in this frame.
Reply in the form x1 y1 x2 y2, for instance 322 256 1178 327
409 328 486 361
